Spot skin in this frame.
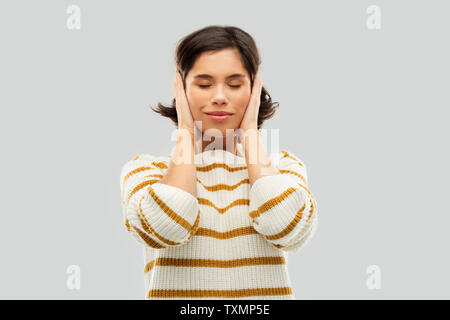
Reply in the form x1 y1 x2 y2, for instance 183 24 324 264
183 48 252 153
159 48 278 198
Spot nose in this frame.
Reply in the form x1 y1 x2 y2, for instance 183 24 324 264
211 84 228 106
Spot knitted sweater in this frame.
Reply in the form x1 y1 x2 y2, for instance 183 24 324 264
119 144 318 300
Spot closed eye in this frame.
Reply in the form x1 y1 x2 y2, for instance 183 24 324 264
199 84 241 89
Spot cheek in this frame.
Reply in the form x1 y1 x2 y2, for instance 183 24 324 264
232 90 251 114
187 86 209 104
186 87 209 116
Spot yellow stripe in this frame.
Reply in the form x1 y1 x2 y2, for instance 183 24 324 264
143 174 164 179
126 179 159 206
196 177 249 191
281 150 304 167
137 196 182 246
274 213 316 249
198 198 249 214
121 159 167 205
130 224 166 249
152 161 168 169
123 166 153 183
264 202 307 240
122 166 154 205
195 226 258 239
147 287 293 298
272 186 316 249
133 224 257 241
196 163 247 172
147 185 194 231
186 209 201 241
279 169 307 185
144 256 286 273
122 162 166 189
297 182 317 212
126 197 201 248
249 187 298 219
129 223 256 241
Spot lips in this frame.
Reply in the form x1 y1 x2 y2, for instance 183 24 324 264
205 111 234 116
204 111 233 122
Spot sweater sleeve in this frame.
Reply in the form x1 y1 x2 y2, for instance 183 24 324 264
248 150 318 253
119 154 200 249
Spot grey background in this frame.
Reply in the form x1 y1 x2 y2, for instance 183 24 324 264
0 0 448 299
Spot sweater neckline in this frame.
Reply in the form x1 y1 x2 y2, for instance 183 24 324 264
194 143 246 165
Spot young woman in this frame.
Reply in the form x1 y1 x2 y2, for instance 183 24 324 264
120 25 318 300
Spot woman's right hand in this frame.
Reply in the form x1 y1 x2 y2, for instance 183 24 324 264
173 69 195 136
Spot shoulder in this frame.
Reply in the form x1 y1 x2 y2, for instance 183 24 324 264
121 153 171 174
273 149 307 169
129 154 170 165
272 149 308 184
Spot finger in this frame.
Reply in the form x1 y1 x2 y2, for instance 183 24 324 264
178 73 188 103
176 70 184 96
252 70 259 92
174 73 182 110
258 71 263 94
175 72 189 111
250 71 261 105
175 73 183 98
256 70 262 89
174 69 181 89
173 69 179 91
252 70 262 96
254 70 262 98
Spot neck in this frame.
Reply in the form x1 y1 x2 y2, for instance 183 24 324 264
197 134 240 156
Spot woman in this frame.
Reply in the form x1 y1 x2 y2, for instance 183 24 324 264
120 25 318 299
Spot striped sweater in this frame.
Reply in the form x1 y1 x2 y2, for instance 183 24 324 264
119 144 318 299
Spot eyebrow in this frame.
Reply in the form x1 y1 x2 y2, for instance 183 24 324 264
193 73 246 80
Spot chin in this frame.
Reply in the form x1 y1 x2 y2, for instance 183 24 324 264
202 127 236 139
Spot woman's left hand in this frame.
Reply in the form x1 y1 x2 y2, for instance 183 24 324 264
239 70 263 132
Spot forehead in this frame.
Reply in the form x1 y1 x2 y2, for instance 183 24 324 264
189 48 249 79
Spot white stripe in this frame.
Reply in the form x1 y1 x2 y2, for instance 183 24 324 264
144 233 285 261
148 264 293 291
199 206 252 231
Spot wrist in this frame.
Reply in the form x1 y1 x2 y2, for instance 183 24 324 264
239 127 259 147
178 125 194 136
176 126 194 144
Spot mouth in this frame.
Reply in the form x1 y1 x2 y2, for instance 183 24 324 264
204 111 234 122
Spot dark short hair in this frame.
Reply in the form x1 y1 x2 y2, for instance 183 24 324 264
150 25 279 130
